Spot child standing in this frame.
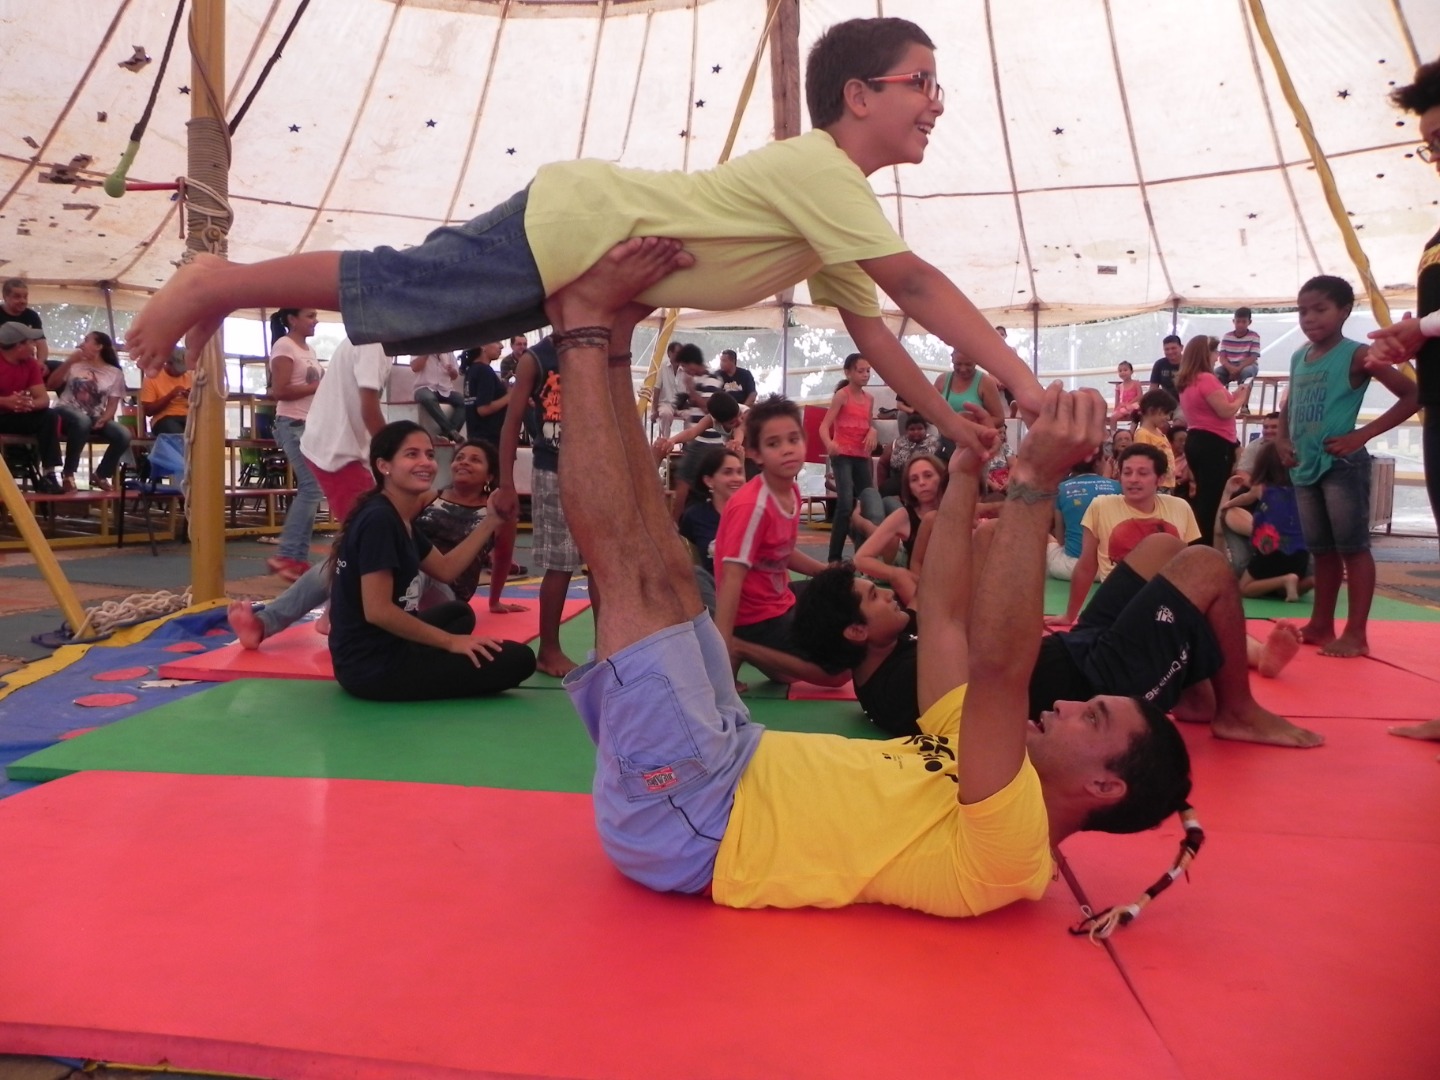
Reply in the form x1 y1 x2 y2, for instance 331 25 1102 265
122 18 1041 460
1111 360 1141 426
714 396 838 688
1131 388 1178 491
1221 442 1312 601
819 353 880 562
1279 275 1417 657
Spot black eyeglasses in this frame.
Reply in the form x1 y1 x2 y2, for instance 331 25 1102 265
865 71 944 105
1417 141 1439 163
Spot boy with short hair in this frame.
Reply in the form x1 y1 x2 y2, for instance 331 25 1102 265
1131 387 1178 489
1216 307 1262 387
124 17 1040 459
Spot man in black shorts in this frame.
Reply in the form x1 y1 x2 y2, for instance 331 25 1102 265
794 455 1323 749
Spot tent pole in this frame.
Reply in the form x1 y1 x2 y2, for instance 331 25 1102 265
185 0 229 602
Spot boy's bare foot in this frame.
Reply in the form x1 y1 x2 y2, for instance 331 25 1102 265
1297 621 1335 648
544 237 694 329
126 253 230 371
227 600 265 650
1258 621 1303 678
1319 631 1368 658
1388 719 1440 741
1212 702 1324 748
536 647 577 678
489 600 528 614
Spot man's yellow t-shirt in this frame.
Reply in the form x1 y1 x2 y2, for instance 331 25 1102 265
711 686 1054 918
524 130 909 317
1081 493 1200 579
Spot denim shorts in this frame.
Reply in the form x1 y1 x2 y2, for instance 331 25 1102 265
338 186 548 357
564 611 762 895
1295 448 1371 555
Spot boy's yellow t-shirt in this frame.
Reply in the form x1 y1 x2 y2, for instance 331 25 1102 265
1132 424 1177 483
711 686 1054 918
524 130 909 317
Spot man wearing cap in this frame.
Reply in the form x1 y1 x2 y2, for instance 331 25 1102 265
0 322 64 493
1 279 48 368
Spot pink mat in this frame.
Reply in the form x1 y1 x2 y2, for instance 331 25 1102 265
0 771 1179 1080
788 678 857 701
1061 712 1440 1079
158 598 590 683
1243 620 1437 719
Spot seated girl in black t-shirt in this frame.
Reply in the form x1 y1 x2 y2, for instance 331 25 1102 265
327 421 536 701
677 446 747 604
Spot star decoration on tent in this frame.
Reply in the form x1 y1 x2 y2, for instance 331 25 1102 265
1337 89 1351 99
1053 127 1065 135
712 65 722 74
506 147 516 155
426 119 437 127
696 100 706 108
680 129 689 138
178 86 191 95
1247 212 1258 219
289 124 300 132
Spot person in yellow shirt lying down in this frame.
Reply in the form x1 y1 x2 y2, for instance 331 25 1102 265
541 238 1197 933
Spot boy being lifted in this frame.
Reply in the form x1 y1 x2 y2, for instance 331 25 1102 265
124 18 1039 457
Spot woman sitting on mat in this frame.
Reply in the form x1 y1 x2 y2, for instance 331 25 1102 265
852 453 947 608
414 438 528 614
678 445 748 614
327 420 536 701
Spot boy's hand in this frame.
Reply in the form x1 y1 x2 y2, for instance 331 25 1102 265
1276 436 1298 469
1011 383 1105 491
1323 431 1367 458
544 237 694 330
941 410 1000 460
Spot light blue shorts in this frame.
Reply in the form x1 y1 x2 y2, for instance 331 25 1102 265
1296 448 1371 555
338 186 548 357
564 611 761 894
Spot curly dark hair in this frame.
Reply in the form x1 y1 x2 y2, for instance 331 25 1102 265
1391 57 1440 114
1082 699 1193 835
791 564 867 671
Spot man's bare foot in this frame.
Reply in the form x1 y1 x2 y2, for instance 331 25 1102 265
537 647 577 678
1297 621 1335 648
489 600 528 614
1319 631 1368 658
227 600 265 650
1388 719 1440 741
544 237 694 330
1212 703 1324 748
126 253 230 371
1258 621 1303 678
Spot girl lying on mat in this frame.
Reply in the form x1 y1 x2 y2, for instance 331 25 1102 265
325 421 535 701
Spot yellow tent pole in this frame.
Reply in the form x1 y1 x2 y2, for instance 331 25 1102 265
0 459 91 634
1248 0 1393 324
635 0 787 414
185 0 228 601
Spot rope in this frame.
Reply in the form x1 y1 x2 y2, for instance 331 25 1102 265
1069 806 1206 940
78 588 194 639
228 0 314 136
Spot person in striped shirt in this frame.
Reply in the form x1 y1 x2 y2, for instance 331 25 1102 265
1215 306 1262 387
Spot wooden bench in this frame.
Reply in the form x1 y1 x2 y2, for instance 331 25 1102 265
1 487 127 550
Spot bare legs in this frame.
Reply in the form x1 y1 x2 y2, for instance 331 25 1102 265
536 569 580 677
126 251 343 369
1298 550 1374 657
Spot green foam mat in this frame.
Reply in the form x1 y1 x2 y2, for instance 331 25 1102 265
8 679 880 789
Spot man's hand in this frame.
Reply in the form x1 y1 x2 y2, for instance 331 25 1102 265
489 485 519 523
544 237 693 330
940 408 1001 460
1366 314 1424 368
1011 382 1105 490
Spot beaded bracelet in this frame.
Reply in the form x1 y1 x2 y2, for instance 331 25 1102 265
1006 478 1058 504
553 326 612 353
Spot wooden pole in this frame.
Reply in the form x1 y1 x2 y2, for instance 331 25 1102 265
0 460 90 634
186 0 227 601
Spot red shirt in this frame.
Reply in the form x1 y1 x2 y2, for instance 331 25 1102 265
715 475 801 626
0 355 46 406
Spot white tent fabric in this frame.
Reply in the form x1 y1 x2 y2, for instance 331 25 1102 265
3 0 1438 329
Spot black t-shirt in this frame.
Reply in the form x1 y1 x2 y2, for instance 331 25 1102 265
855 620 1096 738
328 495 433 682
720 365 756 404
525 337 562 471
1416 224 1439 407
1149 357 1179 394
678 500 721 575
464 360 506 446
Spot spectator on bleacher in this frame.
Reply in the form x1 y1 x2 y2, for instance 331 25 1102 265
0 322 63 493
463 342 509 447
678 446 747 614
1215 307 1262 387
877 412 941 507
499 335 527 382
1046 451 1119 581
1 278 47 367
651 340 685 438
266 308 325 583
853 452 947 606
48 330 130 493
411 350 464 443
717 348 757 406
666 344 725 521
933 347 1006 458
1111 360 1141 427
818 352 882 562
1176 335 1250 547
1148 334 1183 397
140 350 192 436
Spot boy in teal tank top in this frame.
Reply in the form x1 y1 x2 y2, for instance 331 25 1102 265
1278 276 1417 658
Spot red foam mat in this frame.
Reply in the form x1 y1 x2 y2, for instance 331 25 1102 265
158 598 590 683
0 771 1179 1080
1242 620 1438 719
1059 716 1440 1080
787 678 857 701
